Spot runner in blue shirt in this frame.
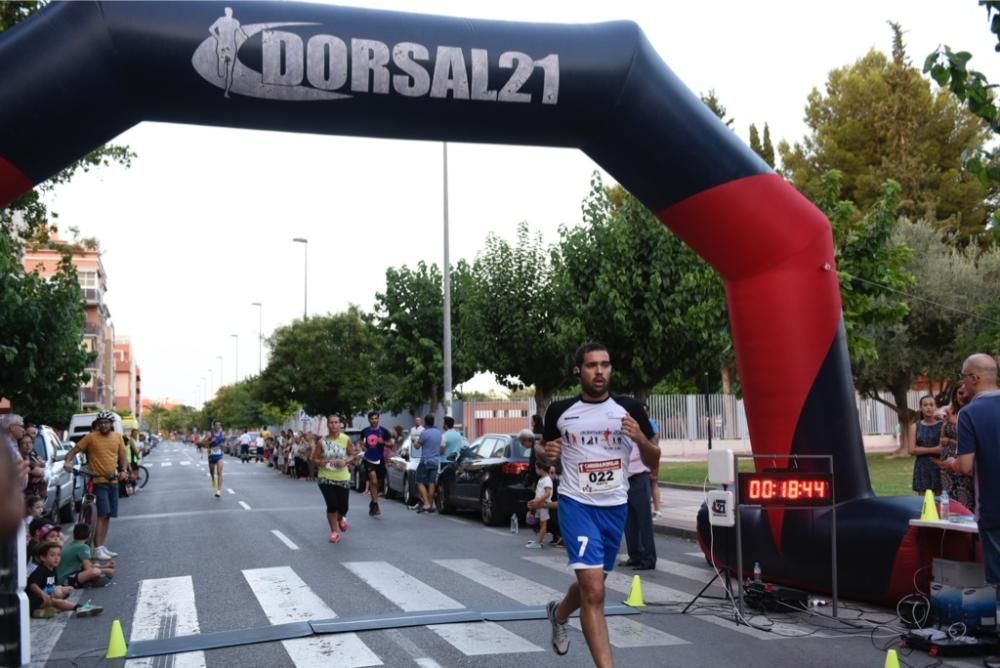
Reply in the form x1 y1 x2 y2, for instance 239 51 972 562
203 421 226 498
361 411 392 516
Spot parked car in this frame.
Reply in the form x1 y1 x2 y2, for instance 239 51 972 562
66 411 124 444
435 433 534 526
31 425 80 523
386 434 469 507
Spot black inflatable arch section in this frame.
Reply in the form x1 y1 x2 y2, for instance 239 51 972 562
1 1 941 603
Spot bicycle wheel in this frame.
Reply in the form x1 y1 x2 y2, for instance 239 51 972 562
136 465 149 489
79 495 97 546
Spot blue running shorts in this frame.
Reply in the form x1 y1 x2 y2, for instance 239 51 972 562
558 496 627 572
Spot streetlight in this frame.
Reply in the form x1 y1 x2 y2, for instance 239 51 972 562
292 237 308 319
216 355 223 390
441 142 453 420
251 301 263 375
207 368 214 397
230 334 239 383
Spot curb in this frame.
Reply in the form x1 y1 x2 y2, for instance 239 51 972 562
653 522 697 540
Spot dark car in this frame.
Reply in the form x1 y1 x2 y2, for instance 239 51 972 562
387 434 468 507
435 433 534 526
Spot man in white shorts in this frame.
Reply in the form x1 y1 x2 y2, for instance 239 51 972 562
541 342 660 668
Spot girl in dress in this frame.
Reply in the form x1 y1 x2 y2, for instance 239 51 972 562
936 386 975 512
910 395 943 495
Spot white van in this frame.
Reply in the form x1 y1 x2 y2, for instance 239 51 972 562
66 411 124 444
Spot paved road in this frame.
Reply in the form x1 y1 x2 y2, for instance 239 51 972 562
28 441 965 668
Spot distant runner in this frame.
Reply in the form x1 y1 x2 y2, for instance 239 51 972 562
360 411 392 517
203 421 226 498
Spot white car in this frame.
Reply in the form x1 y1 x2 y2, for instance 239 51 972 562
32 425 80 523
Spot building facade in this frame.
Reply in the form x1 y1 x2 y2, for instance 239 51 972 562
114 338 141 422
22 238 117 411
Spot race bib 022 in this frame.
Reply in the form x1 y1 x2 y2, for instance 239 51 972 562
578 459 623 494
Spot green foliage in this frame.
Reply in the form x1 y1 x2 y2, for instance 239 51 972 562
372 261 473 412
749 123 776 168
259 307 377 418
0 234 94 426
700 90 733 128
202 380 263 429
780 26 991 243
552 176 732 400
819 172 913 365
464 222 569 414
159 405 201 434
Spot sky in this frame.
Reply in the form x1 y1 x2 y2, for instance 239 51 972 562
41 0 1000 408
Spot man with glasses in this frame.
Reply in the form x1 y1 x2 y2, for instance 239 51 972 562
540 342 660 668
62 411 128 560
946 354 1000 595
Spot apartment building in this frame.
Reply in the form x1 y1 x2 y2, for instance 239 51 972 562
22 237 116 411
114 338 142 423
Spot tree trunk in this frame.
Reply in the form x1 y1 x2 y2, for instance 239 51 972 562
721 365 732 395
720 365 736 438
534 386 550 421
886 385 915 458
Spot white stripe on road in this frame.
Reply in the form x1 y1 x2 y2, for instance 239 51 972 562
226 488 235 495
160 462 172 467
524 554 822 641
239 501 252 510
439 558 687 648
344 561 541 656
125 576 206 668
180 461 191 466
242 566 381 667
415 659 445 668
653 558 716 583
28 590 82 667
271 530 299 551
684 551 704 558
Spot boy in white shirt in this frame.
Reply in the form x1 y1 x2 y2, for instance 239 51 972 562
526 460 553 548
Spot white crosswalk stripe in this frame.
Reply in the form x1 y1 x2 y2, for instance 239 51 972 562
344 561 542 655
125 576 206 668
161 462 172 467
523 554 827 640
243 566 382 667
437 558 688 647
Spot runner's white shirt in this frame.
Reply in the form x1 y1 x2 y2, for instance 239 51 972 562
543 395 654 507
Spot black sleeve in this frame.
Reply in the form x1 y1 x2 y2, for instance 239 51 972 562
618 396 655 440
543 398 576 442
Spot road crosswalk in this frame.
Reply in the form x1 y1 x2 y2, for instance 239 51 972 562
46 551 875 668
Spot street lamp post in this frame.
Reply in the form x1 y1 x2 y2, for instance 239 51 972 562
208 368 214 398
292 237 308 319
216 355 223 390
251 301 263 375
441 142 453 420
230 334 239 383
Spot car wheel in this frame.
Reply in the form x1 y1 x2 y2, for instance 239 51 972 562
437 483 455 514
480 486 503 526
402 475 412 506
58 488 76 524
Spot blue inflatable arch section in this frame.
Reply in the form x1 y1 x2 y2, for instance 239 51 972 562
0 1 942 603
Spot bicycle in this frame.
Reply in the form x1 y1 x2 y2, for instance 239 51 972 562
124 464 150 496
70 469 117 547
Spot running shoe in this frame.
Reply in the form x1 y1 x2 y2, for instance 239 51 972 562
329 532 340 543
75 601 104 617
215 490 221 498
31 607 58 619
339 518 349 532
546 600 570 655
92 546 113 560
416 507 426 514
373 503 381 516
525 541 544 549
368 501 376 516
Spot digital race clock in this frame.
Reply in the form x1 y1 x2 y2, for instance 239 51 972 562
737 471 834 507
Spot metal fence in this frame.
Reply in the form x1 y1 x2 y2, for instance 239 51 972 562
458 390 927 442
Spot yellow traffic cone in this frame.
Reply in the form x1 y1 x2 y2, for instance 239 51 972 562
883 648 900 668
106 619 127 659
920 489 939 521
624 575 645 608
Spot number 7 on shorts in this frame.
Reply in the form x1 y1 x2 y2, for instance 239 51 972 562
577 536 589 558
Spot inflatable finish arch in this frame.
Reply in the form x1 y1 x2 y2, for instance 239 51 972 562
0 1 942 602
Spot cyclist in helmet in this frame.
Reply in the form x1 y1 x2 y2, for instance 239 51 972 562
62 411 128 561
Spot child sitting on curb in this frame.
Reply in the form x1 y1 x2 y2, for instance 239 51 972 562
525 460 553 549
26 543 102 618
57 523 115 588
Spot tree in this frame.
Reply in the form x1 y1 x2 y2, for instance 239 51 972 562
464 222 569 415
924 1 1000 243
372 261 474 413
0 239 94 426
553 176 732 402
202 380 263 429
749 123 776 168
259 307 378 418
144 402 166 434
700 90 733 128
159 405 201 434
854 217 1000 455
820 172 913 366
780 24 991 242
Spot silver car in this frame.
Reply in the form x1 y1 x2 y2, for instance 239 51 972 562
31 425 79 523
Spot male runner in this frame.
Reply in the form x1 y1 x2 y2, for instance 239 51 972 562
62 411 129 561
541 343 660 668
203 421 226 497
360 411 392 516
